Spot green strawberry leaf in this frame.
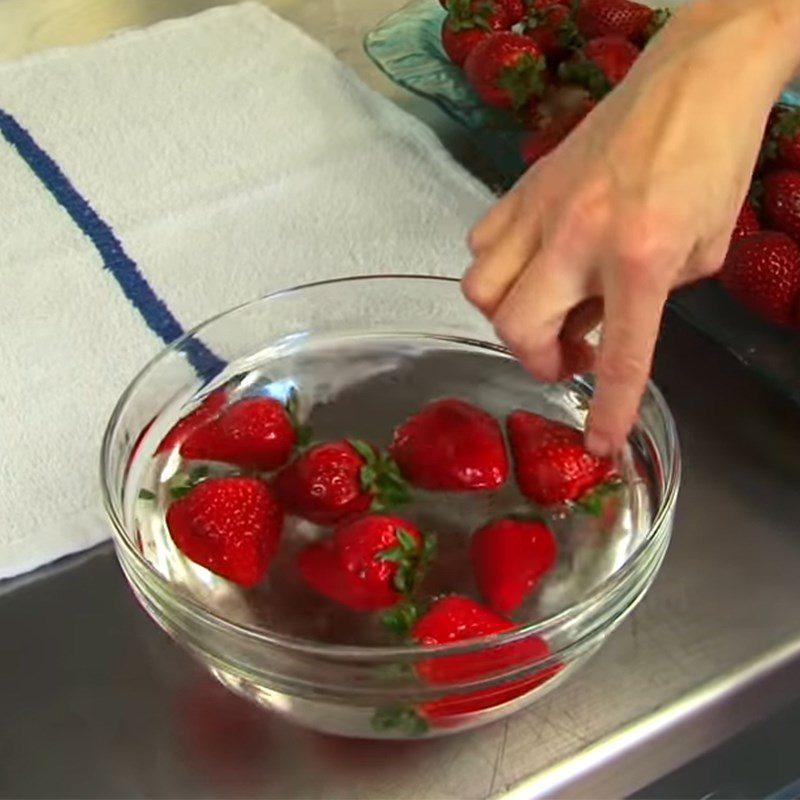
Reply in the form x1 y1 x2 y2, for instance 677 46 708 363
138 489 156 501
377 545 406 563
380 600 421 637
396 528 418 554
349 438 376 462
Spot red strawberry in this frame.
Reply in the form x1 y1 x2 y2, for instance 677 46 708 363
574 0 654 41
179 395 299 471
297 515 434 610
732 198 761 242
391 399 509 491
157 390 227 455
507 409 618 506
764 106 800 169
166 476 284 587
763 170 800 245
520 102 593 165
470 518 557 612
721 232 800 328
523 3 579 59
446 0 520 29
560 36 639 98
413 597 561 722
464 32 548 111
442 19 492 67
274 439 409 525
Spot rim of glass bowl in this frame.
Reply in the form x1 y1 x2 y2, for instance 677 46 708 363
101 274 681 662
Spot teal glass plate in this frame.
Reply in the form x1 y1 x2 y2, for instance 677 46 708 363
365 0 800 405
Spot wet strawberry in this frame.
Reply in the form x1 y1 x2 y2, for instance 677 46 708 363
470 518 557 612
180 395 300 471
166 476 284 587
464 32 548 111
156 390 227 455
391 398 509 491
297 515 435 610
507 409 618 507
274 439 409 525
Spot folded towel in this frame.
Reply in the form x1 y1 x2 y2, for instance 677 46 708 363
0 2 492 580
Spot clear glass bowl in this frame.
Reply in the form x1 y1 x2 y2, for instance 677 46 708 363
101 275 680 739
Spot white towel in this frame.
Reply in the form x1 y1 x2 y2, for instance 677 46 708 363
0 2 492 580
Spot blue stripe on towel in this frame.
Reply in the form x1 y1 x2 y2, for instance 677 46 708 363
0 108 225 379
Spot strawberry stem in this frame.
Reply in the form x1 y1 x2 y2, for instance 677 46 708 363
349 439 411 510
574 477 623 516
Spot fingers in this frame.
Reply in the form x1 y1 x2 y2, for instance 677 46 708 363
490 248 589 382
463 192 539 316
468 187 522 254
586 269 669 457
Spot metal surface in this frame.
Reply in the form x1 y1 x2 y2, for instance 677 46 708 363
2 2 800 798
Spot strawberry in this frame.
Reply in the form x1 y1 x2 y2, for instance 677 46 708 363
507 409 618 507
391 398 509 491
442 19 492 67
156 390 227 455
720 232 800 328
470 518 558 612
764 106 800 170
446 0 520 30
763 170 800 245
297 515 435 610
574 0 655 42
274 439 409 525
409 597 561 725
166 476 284 587
732 198 761 242
559 36 639 98
464 32 548 111
520 101 593 165
180 395 300 471
523 2 579 60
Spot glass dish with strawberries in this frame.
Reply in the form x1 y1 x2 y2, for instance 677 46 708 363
102 275 680 738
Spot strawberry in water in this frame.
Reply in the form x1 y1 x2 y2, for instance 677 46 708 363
297 515 435 611
470 517 558 612
507 409 618 508
166 476 284 587
391 398 509 491
559 36 639 98
464 32 548 111
274 439 409 525
372 596 561 732
156 390 227 455
762 170 800 245
720 231 800 328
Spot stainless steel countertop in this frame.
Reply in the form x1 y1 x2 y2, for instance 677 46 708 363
2 3 800 798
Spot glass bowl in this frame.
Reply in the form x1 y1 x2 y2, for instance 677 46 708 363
101 275 680 739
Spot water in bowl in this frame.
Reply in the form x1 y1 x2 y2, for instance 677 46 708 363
129 333 654 645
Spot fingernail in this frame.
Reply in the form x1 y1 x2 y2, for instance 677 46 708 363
585 429 612 458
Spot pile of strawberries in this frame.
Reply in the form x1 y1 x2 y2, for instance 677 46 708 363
439 0 800 330
146 389 620 729
718 107 800 330
439 0 670 165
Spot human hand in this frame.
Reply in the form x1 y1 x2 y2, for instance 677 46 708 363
463 0 800 455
